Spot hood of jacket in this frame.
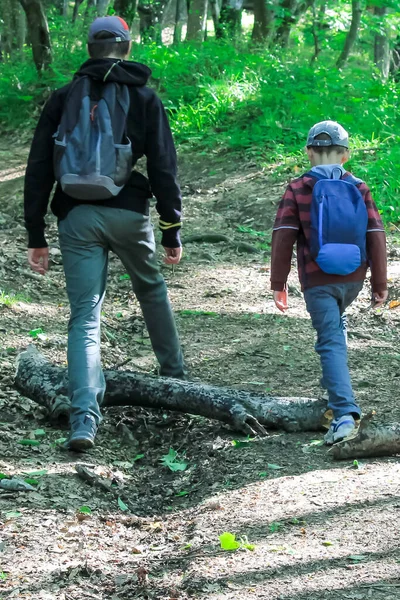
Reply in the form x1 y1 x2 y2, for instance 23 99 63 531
309 164 363 184
75 58 151 86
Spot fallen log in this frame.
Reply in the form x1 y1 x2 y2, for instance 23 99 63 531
331 412 400 459
15 346 327 436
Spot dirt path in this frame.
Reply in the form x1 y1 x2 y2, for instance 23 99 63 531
0 141 399 600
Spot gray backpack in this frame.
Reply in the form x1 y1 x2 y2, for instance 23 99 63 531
53 76 132 200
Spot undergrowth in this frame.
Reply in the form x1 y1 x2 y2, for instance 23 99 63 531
1 23 399 222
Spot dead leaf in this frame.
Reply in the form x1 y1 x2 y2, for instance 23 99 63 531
389 300 400 309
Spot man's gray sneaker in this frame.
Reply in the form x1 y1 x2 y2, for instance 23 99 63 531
324 414 357 446
67 415 97 452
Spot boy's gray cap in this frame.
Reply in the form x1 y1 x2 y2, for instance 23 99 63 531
307 120 349 148
88 16 131 44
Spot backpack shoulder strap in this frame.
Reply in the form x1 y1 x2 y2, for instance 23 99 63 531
57 76 91 140
100 82 130 143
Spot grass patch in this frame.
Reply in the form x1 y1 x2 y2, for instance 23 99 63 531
0 289 31 307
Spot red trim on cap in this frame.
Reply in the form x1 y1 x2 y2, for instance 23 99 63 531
116 16 129 30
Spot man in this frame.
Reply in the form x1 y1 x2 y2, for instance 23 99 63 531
24 16 185 451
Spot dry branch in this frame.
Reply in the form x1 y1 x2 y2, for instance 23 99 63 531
331 412 400 459
15 346 327 436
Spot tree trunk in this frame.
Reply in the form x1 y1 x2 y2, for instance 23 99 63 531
252 0 274 43
373 5 390 80
16 347 400 459
310 0 325 63
138 0 168 42
18 0 52 71
210 0 220 34
52 0 69 15
173 0 184 42
15 346 328 437
391 37 400 79
1 0 26 57
97 0 110 15
336 0 362 69
274 0 297 47
186 0 208 41
215 0 243 39
72 0 84 21
113 0 138 23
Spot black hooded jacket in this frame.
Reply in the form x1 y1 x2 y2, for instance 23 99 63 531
24 58 182 248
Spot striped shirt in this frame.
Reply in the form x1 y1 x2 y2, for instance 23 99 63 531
271 172 387 292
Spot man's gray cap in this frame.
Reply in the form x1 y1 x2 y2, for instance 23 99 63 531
88 16 131 44
307 120 349 148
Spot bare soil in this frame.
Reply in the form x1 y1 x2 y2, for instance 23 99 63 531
0 141 399 600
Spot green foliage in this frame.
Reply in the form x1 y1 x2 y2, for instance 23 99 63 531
160 448 188 471
0 13 399 221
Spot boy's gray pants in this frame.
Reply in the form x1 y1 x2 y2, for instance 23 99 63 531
58 205 185 428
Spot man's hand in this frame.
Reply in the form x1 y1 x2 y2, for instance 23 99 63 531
372 290 388 308
273 289 288 312
28 248 49 275
163 246 182 265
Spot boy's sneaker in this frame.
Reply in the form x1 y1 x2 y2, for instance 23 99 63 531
67 415 97 452
324 414 357 445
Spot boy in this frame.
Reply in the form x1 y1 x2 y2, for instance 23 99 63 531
24 17 185 451
270 120 387 444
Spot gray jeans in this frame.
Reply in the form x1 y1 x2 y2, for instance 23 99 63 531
58 205 185 427
304 282 363 420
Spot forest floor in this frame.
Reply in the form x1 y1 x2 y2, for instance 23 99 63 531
0 140 400 600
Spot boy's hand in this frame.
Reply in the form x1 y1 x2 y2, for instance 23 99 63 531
28 248 49 275
163 246 182 265
372 290 388 308
273 289 288 312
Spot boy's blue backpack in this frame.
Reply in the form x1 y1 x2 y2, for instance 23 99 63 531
53 76 132 200
307 170 368 276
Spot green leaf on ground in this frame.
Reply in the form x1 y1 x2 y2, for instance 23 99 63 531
353 460 360 469
18 439 40 446
219 532 256 551
176 490 190 497
116 312 123 318
349 554 367 562
33 429 46 437
24 478 39 486
267 463 283 470
54 437 67 445
220 532 241 551
23 469 47 476
132 454 145 462
160 448 188 472
29 328 44 338
0 572 7 580
322 540 333 546
79 506 92 515
269 522 283 533
0 473 10 480
5 511 22 519
119 274 130 280
118 497 129 512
